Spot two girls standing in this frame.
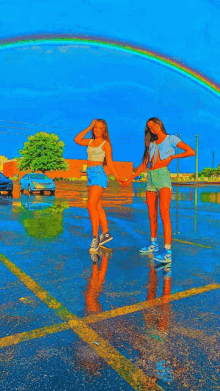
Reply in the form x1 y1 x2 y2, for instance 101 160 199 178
74 117 195 261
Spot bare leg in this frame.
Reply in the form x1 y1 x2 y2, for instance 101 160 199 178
159 188 172 245
97 198 109 234
145 191 159 238
87 185 104 236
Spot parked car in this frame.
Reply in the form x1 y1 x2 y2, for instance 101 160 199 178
21 194 55 211
0 172 13 195
20 173 55 195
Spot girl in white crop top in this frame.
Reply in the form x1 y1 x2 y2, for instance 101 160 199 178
87 139 106 162
123 117 195 263
74 119 123 252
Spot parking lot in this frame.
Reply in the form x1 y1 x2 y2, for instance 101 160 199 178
0 181 220 391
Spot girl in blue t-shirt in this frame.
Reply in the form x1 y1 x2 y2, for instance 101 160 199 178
123 117 195 263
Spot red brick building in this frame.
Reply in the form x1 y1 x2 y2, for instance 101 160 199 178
3 159 133 180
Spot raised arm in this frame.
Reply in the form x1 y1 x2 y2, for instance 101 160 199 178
122 157 149 188
103 141 124 184
172 141 196 159
74 119 97 146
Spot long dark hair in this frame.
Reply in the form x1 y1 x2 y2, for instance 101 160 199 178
142 117 167 163
91 119 110 165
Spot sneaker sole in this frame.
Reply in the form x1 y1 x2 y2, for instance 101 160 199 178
99 237 113 246
99 246 113 253
153 257 172 263
139 249 159 254
89 247 100 253
154 262 171 271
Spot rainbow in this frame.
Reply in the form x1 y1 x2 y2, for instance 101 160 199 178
1 34 220 97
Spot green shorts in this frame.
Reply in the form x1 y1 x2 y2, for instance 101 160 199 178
146 167 172 192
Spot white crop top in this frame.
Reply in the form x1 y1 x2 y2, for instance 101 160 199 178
87 140 106 162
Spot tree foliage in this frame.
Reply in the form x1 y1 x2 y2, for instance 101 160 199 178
201 166 220 177
18 132 69 173
193 165 220 179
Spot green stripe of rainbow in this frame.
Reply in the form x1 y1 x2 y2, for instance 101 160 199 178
0 35 220 96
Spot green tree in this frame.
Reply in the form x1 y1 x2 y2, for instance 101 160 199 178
215 166 220 176
200 167 214 178
18 132 68 173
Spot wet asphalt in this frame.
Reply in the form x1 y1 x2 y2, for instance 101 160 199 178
0 182 220 391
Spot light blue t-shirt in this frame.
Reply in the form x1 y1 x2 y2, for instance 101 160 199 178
149 135 181 164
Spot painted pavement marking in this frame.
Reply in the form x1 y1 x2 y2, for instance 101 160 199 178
0 253 163 391
1 282 219 350
111 217 212 248
0 322 70 349
171 237 211 248
84 283 220 324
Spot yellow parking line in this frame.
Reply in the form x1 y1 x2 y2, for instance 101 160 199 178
0 322 70 349
68 318 163 391
1 250 219 390
0 253 163 391
84 283 220 324
0 253 76 321
171 238 211 248
2 282 218 350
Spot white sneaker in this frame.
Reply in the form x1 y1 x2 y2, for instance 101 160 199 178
99 232 113 246
139 242 159 254
89 237 100 252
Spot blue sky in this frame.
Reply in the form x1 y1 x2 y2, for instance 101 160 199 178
0 0 220 172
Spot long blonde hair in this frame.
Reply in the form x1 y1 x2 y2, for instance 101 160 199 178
92 119 110 142
92 119 111 165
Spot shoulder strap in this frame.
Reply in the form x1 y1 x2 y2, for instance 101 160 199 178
88 139 93 145
100 140 106 147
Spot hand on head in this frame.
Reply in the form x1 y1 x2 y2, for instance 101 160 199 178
89 119 97 130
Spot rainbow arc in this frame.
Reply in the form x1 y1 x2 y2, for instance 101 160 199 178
0 35 220 96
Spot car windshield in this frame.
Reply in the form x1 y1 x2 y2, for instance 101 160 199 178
29 174 48 180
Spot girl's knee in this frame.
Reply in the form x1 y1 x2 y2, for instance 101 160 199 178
148 212 157 220
160 210 171 221
97 202 103 212
88 200 97 211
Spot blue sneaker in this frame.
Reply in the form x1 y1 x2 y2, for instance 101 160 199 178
154 249 172 263
139 242 159 254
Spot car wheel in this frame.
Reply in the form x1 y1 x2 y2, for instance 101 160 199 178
20 185 23 193
28 184 32 194
50 190 55 195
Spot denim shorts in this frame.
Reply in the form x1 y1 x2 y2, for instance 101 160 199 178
146 167 172 192
87 165 108 189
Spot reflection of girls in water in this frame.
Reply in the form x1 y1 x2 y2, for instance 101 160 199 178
85 249 110 314
136 263 173 383
75 119 123 252
145 262 172 337
74 249 111 377
123 117 195 263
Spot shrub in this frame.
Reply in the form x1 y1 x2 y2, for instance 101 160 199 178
66 177 79 182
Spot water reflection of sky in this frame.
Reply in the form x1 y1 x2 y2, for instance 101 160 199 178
1 181 219 391
133 183 220 208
